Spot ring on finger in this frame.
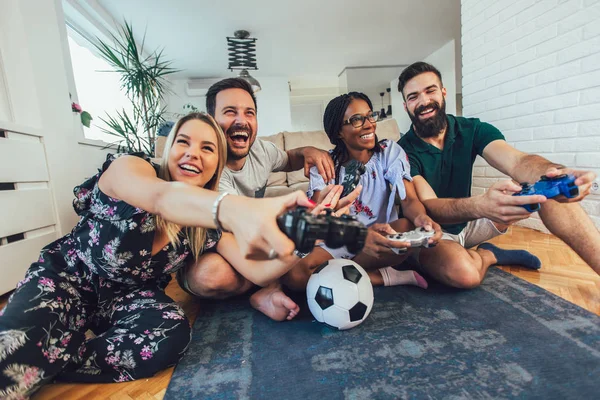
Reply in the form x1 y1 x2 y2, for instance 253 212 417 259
268 248 278 260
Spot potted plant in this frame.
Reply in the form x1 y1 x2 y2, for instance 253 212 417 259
94 21 179 156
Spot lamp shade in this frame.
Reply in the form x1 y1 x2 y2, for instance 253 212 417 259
238 69 261 93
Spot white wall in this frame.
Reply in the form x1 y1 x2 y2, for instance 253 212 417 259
164 78 196 117
0 69 10 122
289 86 341 132
289 66 406 133
343 66 404 114
391 40 457 134
338 70 348 94
390 78 407 133
255 77 293 136
25 0 112 233
290 102 325 132
461 0 600 231
165 76 293 137
0 0 111 292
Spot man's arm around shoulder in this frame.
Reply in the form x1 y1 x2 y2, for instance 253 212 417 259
284 146 335 183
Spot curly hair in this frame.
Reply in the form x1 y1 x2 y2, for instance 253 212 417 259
323 92 381 183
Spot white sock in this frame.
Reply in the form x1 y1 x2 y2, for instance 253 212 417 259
378 267 428 289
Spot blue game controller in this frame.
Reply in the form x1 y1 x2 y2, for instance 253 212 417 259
513 174 579 212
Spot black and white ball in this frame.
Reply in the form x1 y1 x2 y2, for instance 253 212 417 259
306 259 374 330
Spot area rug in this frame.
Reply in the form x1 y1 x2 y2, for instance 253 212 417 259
165 269 600 399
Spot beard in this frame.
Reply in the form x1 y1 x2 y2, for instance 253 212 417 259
226 123 255 161
227 147 248 161
408 98 448 139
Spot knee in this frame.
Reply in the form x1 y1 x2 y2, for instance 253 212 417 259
430 252 483 289
450 270 483 289
446 261 483 289
185 253 245 298
421 243 486 289
142 319 191 377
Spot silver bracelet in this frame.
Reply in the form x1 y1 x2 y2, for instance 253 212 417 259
212 192 231 232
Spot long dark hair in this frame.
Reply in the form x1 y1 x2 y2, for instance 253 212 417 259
323 92 381 183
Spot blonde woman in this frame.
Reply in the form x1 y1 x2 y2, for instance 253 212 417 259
0 112 313 398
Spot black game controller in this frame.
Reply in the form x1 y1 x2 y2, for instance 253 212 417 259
341 160 366 197
277 206 368 253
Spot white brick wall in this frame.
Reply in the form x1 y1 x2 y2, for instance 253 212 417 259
461 0 600 232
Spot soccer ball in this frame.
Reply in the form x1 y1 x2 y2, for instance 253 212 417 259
306 259 374 330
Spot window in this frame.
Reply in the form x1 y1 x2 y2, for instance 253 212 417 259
66 28 133 143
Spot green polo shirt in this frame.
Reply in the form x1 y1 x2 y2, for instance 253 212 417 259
398 115 505 234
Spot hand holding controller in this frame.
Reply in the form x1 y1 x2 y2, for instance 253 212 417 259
341 160 366 197
387 227 435 254
513 174 579 212
277 206 368 253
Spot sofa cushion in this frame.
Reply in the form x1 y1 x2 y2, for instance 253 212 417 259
284 130 334 186
260 132 287 187
289 181 309 194
264 182 309 198
376 118 401 142
264 185 294 198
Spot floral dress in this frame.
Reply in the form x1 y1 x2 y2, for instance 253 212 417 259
307 139 412 259
0 153 221 399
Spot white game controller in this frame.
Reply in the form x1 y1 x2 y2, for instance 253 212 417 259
387 227 435 254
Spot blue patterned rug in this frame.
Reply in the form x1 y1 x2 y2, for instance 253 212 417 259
165 269 600 399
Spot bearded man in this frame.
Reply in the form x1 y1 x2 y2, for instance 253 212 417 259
395 62 600 287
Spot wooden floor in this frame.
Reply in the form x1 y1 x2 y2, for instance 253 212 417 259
0 226 598 400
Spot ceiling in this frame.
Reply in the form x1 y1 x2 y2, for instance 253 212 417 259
96 0 461 89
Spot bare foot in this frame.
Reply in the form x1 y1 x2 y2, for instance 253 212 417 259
249 283 300 321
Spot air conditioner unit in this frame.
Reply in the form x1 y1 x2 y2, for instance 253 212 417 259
185 78 221 97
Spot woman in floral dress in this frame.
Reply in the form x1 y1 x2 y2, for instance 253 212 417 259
0 112 314 398
285 92 443 291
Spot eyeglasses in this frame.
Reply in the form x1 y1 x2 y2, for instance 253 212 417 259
343 111 380 128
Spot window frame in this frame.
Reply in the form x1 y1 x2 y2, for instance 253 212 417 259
62 1 124 149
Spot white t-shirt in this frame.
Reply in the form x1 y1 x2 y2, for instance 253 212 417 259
219 139 288 198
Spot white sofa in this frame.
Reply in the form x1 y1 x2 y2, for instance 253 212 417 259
155 118 402 197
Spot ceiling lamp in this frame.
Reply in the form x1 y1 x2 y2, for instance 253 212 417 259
227 30 261 92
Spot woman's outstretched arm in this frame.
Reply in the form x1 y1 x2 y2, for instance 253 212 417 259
99 155 315 259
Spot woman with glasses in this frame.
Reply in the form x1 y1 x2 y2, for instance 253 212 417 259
284 92 443 291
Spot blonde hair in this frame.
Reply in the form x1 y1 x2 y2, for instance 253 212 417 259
156 112 227 260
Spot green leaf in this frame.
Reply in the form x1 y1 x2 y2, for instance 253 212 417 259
80 111 93 128
91 18 180 156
